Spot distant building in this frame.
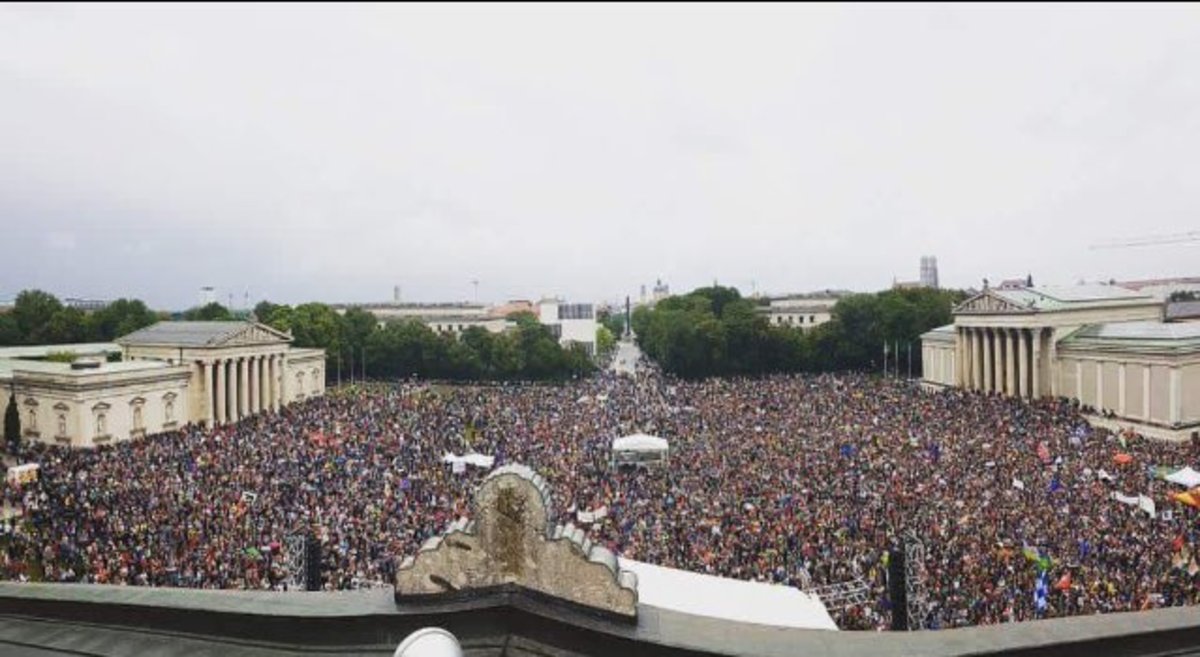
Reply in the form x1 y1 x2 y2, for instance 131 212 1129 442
894 256 940 290
63 298 112 312
0 321 324 448
537 298 597 355
922 282 1199 441
757 294 842 330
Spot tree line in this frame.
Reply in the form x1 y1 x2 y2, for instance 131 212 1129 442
253 302 594 382
0 290 161 345
631 285 966 379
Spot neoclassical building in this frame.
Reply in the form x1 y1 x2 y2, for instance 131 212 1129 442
922 284 1200 440
0 321 325 448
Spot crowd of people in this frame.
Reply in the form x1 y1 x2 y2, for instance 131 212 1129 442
3 361 1200 631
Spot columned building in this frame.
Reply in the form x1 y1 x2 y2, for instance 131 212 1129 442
117 321 325 427
922 285 1200 441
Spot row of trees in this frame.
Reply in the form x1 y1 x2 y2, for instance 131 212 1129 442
253 302 594 381
631 286 965 378
0 291 161 345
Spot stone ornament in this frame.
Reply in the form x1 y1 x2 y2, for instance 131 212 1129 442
394 464 638 618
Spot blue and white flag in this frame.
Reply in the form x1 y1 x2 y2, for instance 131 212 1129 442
1034 571 1049 612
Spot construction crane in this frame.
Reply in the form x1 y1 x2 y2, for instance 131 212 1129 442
1089 230 1200 250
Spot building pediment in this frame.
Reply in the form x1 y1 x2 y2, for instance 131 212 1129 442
216 323 293 347
954 291 1035 315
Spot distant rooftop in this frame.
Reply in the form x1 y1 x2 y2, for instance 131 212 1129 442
117 321 289 347
982 284 1157 311
0 343 121 360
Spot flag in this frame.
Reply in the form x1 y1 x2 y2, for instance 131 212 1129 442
1048 476 1062 493
1055 572 1072 591
1034 571 1049 612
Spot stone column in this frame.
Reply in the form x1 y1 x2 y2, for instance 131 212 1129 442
1143 366 1151 420
215 359 226 424
1048 330 1059 397
1005 329 1017 397
1096 360 1104 412
1031 328 1042 399
238 358 249 421
1018 329 1029 398
955 329 965 386
983 329 994 393
258 357 268 413
1170 367 1182 426
250 356 260 414
203 360 215 427
1118 363 1126 417
971 329 980 391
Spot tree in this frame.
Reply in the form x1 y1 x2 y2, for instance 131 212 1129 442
0 314 21 346
1170 290 1199 302
183 302 233 321
12 290 64 344
596 325 617 360
90 298 158 341
4 393 19 451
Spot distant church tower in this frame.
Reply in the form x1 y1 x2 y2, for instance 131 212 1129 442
919 256 939 289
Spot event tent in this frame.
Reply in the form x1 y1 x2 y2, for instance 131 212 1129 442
611 433 669 468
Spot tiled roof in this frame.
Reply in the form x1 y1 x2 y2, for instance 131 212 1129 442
116 321 289 347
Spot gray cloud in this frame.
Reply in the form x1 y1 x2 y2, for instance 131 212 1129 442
2 3 1199 309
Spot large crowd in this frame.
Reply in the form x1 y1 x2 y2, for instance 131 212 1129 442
3 359 1200 631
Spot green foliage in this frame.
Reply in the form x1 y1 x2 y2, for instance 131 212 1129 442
90 299 157 341
44 351 77 363
1169 290 1198 302
596 325 617 359
4 394 19 450
0 291 162 345
182 302 233 321
634 285 966 378
597 308 628 338
12 290 64 344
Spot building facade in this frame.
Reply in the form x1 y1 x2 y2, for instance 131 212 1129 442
758 296 839 330
1 321 325 448
922 284 1200 440
536 299 597 355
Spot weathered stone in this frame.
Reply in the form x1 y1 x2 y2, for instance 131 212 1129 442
395 464 638 617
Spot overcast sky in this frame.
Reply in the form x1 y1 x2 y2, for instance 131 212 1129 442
2 3 1199 309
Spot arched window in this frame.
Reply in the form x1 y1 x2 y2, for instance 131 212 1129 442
96 413 107 436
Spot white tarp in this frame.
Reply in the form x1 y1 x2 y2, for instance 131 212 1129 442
576 505 608 524
442 452 495 471
1112 492 1156 517
1167 467 1200 488
618 558 838 631
612 433 669 453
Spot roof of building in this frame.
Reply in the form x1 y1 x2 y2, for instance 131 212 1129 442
1167 301 1200 321
1059 321 1200 354
0 343 121 360
5 581 1200 656
1117 277 1200 291
957 284 1159 314
116 321 291 347
0 358 173 381
921 324 957 342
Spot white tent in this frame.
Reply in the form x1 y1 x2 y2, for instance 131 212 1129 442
1166 467 1200 488
613 433 669 452
619 558 838 630
611 433 670 468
